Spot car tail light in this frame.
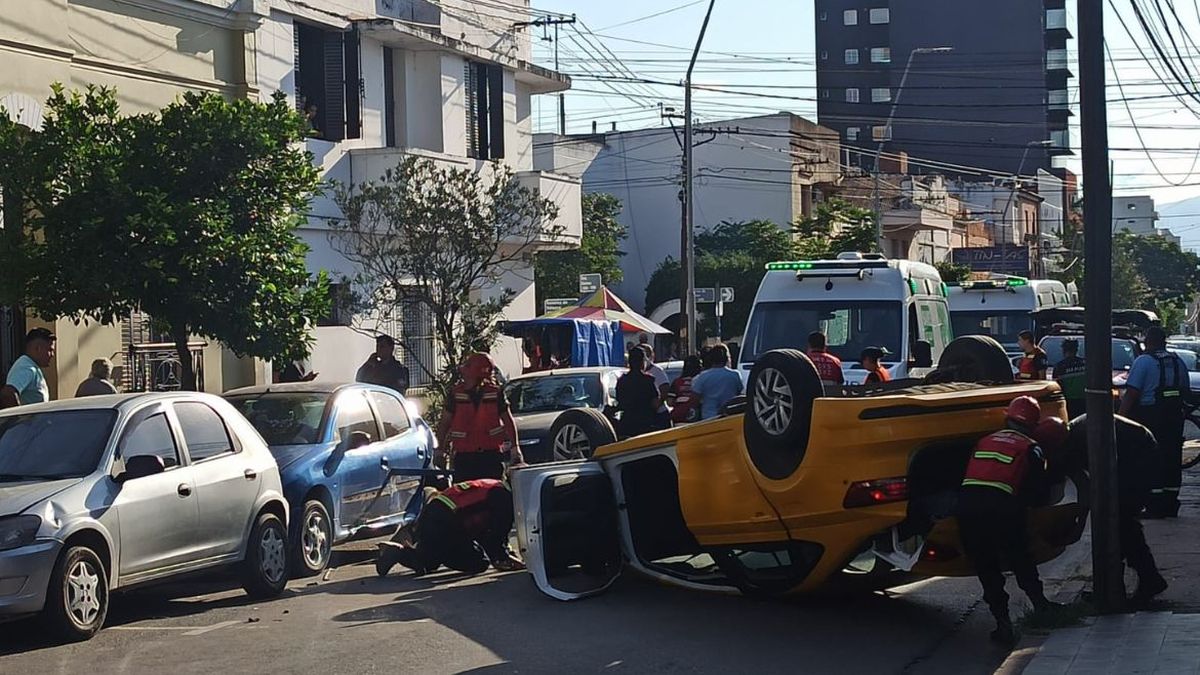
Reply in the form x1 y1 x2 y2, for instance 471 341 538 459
922 544 960 563
843 477 908 508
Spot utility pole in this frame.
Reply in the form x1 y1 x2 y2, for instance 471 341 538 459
682 0 716 357
1078 0 1123 613
514 14 577 135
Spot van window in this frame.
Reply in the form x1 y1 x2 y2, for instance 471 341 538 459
915 300 949 362
741 301 903 364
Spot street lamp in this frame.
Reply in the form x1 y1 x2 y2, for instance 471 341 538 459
872 46 954 243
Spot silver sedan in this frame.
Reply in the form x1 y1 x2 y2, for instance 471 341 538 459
0 392 290 641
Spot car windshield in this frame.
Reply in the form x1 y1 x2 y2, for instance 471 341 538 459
506 374 604 414
1170 349 1200 371
740 301 903 364
0 410 117 481
1040 337 1138 370
951 310 1031 347
227 393 328 446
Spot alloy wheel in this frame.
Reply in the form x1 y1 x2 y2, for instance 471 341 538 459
754 367 794 436
302 509 331 570
553 424 591 461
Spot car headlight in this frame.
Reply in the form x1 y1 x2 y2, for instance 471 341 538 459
0 515 42 551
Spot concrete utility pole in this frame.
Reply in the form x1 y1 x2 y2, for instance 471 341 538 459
681 0 716 358
871 46 953 243
1078 0 1124 613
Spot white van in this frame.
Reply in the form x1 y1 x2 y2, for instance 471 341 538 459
947 278 1073 357
738 253 952 385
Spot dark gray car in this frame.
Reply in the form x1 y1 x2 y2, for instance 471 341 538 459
506 368 622 463
0 393 290 641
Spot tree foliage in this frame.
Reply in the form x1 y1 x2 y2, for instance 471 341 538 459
534 192 626 309
644 220 795 340
0 86 328 389
329 156 560 406
793 198 879 260
934 261 973 283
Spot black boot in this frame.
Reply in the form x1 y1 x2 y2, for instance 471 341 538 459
376 542 401 577
990 614 1016 645
1131 570 1168 605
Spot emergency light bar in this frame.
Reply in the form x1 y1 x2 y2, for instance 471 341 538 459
765 260 890 272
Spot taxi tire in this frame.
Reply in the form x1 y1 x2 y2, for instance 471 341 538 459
930 335 1013 384
548 408 617 460
744 349 823 481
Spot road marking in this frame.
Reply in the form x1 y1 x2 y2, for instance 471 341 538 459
183 620 241 636
108 620 241 636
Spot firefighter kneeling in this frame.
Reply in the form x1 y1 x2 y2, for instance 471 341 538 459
377 479 525 576
958 396 1068 644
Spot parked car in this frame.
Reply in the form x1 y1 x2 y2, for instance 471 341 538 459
504 368 623 464
512 337 1087 601
1039 333 1140 382
224 383 433 575
0 393 290 641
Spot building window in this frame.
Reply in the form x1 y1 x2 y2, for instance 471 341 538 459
1048 89 1069 110
845 88 860 103
465 61 506 160
377 292 435 389
870 47 891 63
822 89 830 99
845 49 860 65
869 8 890 24
872 125 892 141
1047 48 1069 70
846 127 860 141
294 22 361 142
871 87 892 102
1046 8 1067 30
843 9 858 25
819 11 827 21
317 282 355 327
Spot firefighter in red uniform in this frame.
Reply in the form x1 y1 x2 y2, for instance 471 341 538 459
958 396 1067 644
861 346 891 384
807 331 845 385
1015 330 1048 381
435 353 521 481
376 479 524 575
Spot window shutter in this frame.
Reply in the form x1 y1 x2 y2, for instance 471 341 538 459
323 30 346 141
474 63 491 158
343 28 361 140
487 64 505 159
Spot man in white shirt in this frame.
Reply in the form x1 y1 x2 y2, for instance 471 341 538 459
1 328 55 408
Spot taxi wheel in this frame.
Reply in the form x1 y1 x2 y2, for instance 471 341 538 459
548 408 617 461
744 349 823 481
928 335 1013 384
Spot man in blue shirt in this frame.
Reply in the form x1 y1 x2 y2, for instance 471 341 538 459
1 328 55 409
690 344 744 420
1120 326 1190 517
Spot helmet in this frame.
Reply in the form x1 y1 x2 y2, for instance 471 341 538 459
1005 395 1042 429
1032 416 1069 452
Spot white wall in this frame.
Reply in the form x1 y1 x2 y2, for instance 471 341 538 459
440 54 467 157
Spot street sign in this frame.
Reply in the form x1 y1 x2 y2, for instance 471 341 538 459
694 287 716 304
719 287 735 303
579 273 602 295
543 298 576 314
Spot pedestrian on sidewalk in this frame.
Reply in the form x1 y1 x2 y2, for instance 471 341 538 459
957 396 1067 645
376 478 524 577
1120 325 1189 518
1052 339 1087 420
1 328 55 409
1065 414 1169 605
356 334 410 395
435 353 521 481
75 358 119 397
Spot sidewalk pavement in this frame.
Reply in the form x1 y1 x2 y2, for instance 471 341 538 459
999 467 1200 674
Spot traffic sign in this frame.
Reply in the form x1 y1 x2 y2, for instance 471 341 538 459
719 287 735 303
543 298 576 314
579 273 602 295
694 287 716 304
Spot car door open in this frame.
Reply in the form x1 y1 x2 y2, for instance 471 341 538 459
511 462 622 601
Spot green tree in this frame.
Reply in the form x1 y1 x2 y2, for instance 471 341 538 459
0 86 329 389
793 198 879 259
644 220 795 340
329 156 560 411
534 192 626 309
934 261 973 283
1110 234 1152 309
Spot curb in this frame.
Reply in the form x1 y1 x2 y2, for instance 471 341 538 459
992 543 1092 675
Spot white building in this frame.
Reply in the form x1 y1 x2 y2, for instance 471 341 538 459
535 113 841 321
1113 196 1159 236
254 0 581 386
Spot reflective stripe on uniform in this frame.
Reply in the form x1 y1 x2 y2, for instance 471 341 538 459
449 431 467 438
973 451 1015 464
961 478 1015 494
487 426 505 437
433 494 457 511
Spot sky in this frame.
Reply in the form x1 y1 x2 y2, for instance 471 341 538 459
523 0 1200 248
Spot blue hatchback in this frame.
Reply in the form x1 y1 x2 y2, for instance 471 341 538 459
225 382 433 575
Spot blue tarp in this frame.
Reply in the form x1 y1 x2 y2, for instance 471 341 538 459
571 319 624 367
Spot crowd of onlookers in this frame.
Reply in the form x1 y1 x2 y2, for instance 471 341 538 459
1 328 120 409
614 341 744 438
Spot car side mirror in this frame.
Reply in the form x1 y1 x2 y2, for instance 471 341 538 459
912 340 934 369
117 455 165 482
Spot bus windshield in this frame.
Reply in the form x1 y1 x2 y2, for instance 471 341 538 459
741 301 904 364
950 310 1032 347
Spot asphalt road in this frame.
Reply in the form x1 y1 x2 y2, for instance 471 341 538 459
0 540 1088 675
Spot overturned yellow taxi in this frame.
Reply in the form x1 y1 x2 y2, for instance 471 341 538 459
511 338 1087 600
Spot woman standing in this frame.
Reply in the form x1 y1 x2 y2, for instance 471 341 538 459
615 347 661 438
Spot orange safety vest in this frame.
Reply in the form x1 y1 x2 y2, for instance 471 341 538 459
961 429 1040 495
865 366 891 384
1016 347 1048 381
447 382 506 454
808 349 844 383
